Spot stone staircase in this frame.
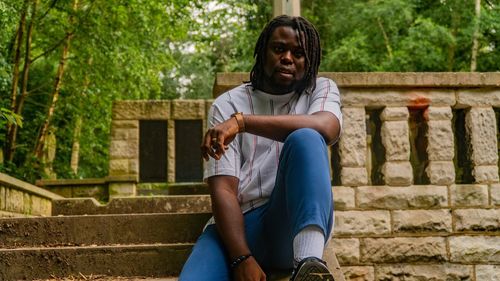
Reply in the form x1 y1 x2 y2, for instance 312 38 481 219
1 193 343 280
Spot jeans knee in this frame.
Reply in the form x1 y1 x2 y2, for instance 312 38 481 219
285 128 324 149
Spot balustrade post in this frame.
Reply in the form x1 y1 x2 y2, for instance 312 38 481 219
425 106 455 185
339 107 368 186
466 107 499 183
380 107 412 186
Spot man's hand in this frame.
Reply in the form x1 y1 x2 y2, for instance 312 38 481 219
201 117 239 160
233 256 267 281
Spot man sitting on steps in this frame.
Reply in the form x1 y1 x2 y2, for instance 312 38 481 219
179 15 342 281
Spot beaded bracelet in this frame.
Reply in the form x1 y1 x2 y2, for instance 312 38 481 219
230 254 252 269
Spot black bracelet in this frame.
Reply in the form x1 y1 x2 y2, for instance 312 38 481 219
230 254 252 269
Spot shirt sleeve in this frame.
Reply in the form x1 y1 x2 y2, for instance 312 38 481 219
203 99 241 181
307 78 343 141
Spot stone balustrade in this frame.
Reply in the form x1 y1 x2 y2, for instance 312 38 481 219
0 172 62 217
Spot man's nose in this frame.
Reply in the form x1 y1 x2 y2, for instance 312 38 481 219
280 51 293 64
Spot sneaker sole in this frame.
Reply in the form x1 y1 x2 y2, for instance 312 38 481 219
293 261 335 281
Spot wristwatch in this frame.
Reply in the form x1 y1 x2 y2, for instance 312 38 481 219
231 112 245 133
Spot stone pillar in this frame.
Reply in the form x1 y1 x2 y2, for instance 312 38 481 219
466 107 499 183
339 107 368 186
273 0 300 17
425 106 455 185
380 107 412 186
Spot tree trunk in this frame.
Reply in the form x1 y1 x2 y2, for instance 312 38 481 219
377 17 393 60
5 0 29 161
6 0 39 162
70 116 82 174
470 0 481 71
34 0 79 159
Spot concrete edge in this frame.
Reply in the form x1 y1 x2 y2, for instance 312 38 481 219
0 172 63 200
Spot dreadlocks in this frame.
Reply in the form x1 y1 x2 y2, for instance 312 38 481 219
250 15 321 94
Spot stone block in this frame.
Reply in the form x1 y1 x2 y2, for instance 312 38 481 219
0 186 5 210
457 89 500 107
476 265 500 281
342 266 374 281
111 120 139 129
380 107 409 121
109 182 136 197
382 161 413 186
112 100 170 120
375 264 473 281
357 185 448 209
172 99 206 119
393 209 452 233
31 196 51 216
341 167 368 187
361 237 447 263
426 161 455 185
110 128 138 141
109 140 138 159
492 184 500 205
341 89 455 107
129 159 139 175
332 186 355 210
466 107 498 166
449 236 500 263
5 188 24 213
427 120 454 161
23 193 32 214
167 119 176 183
450 184 489 207
109 159 129 175
425 106 453 121
381 121 410 161
339 108 367 167
334 211 391 236
332 238 360 264
454 209 500 232
473 165 500 184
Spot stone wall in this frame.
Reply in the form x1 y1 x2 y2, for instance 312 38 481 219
0 172 63 217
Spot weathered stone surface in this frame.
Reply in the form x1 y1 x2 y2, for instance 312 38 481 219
341 167 368 187
425 106 453 120
332 238 360 264
0 186 5 210
340 107 367 167
381 121 410 161
31 196 51 216
109 140 138 159
109 159 129 174
112 101 171 120
476 265 500 281
449 236 500 263
5 188 24 213
382 161 413 186
332 186 355 209
342 266 374 281
450 184 489 207
23 193 32 214
426 161 455 185
357 185 448 209
393 209 452 233
457 89 500 107
109 182 136 197
380 107 409 121
334 211 391 236
427 120 454 161
375 264 473 281
454 209 500 232
171 100 206 119
342 90 455 107
167 119 176 183
492 184 500 205
466 107 498 166
361 237 447 263
111 120 139 129
473 165 500 184
129 159 139 175
110 128 138 141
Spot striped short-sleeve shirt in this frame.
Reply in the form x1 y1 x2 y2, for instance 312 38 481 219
204 77 342 214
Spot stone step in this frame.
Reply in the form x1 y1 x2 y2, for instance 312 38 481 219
0 213 211 248
137 182 209 196
0 243 191 280
1 244 295 281
52 195 211 216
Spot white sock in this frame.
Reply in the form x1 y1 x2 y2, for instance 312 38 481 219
293 225 325 266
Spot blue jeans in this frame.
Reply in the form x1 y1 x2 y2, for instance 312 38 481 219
179 128 334 280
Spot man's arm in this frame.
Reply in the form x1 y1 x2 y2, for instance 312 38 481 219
201 111 340 160
208 175 266 280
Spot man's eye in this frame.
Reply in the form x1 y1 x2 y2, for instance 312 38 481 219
274 46 284 52
294 51 304 58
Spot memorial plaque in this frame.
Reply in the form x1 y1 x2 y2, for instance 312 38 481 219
139 120 168 182
175 120 203 182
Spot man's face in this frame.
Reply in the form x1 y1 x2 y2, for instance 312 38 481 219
261 26 306 94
